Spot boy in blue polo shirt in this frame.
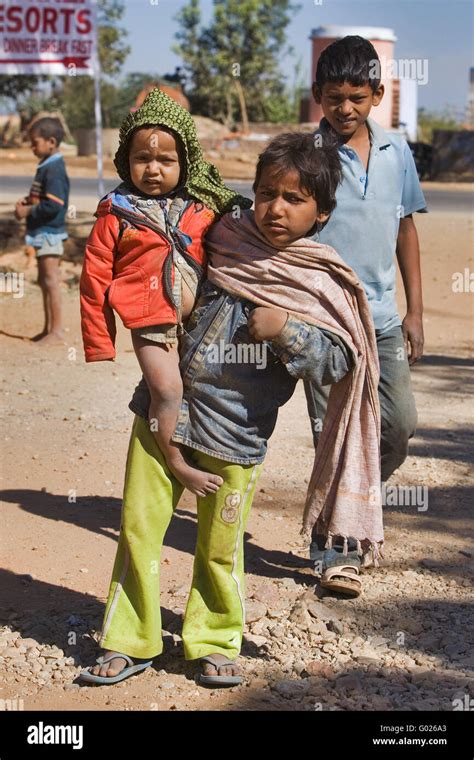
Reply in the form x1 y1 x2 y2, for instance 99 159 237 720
14 117 70 345
305 35 427 596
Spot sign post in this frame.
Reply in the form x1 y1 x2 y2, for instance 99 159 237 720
0 0 103 197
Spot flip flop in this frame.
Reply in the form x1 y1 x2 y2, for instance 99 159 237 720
78 653 153 685
198 655 243 687
320 565 362 598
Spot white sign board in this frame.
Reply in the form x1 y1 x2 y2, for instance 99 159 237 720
0 0 97 76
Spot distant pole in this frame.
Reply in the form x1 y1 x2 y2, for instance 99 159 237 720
93 52 104 198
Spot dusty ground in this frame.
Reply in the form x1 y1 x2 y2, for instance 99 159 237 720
0 194 473 712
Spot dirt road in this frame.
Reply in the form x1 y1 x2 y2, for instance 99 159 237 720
0 198 473 711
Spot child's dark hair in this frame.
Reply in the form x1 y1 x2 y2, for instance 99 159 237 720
29 117 64 146
315 35 381 93
253 131 342 217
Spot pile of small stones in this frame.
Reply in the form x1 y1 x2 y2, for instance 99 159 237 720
1 560 472 710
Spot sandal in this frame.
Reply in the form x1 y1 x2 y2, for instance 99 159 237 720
198 654 243 687
78 652 153 685
320 565 362 597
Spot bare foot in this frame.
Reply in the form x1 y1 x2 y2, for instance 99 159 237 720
201 653 241 678
34 331 66 346
90 650 130 678
168 457 223 497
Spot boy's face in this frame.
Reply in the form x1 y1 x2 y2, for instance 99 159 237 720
129 127 182 196
30 132 58 159
312 81 384 138
254 166 329 246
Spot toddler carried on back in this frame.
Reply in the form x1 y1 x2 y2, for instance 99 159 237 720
80 88 250 496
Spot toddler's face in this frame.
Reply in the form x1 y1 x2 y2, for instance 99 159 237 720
312 81 384 138
254 167 328 246
129 127 182 195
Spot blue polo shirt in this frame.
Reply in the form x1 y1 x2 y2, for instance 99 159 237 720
316 117 427 334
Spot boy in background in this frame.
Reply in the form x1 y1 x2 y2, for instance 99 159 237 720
306 35 427 596
15 117 70 345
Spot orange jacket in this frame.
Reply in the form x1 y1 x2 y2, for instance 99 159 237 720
80 196 215 362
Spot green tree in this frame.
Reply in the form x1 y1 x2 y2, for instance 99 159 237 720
0 75 45 101
173 0 221 119
97 0 130 77
174 0 301 128
418 107 460 143
60 0 130 130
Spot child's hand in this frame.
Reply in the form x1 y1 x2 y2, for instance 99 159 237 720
14 200 30 220
247 307 288 341
402 312 424 365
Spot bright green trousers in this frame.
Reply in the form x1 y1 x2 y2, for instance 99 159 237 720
99 414 262 662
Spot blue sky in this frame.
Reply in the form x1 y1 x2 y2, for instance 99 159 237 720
122 0 473 115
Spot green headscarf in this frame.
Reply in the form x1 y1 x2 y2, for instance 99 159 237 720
114 88 252 215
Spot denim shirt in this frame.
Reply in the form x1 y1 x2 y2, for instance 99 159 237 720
129 279 354 465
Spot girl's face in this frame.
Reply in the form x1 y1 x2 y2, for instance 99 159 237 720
128 127 183 195
254 166 328 246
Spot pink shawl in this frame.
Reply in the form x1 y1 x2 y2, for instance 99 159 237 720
206 210 384 561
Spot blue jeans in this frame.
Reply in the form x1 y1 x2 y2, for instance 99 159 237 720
304 325 418 569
